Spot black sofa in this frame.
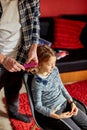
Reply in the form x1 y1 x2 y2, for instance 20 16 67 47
40 15 87 73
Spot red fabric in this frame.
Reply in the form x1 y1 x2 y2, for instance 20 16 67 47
52 18 86 49
65 80 87 106
4 80 87 130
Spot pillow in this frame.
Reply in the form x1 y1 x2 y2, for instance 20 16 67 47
52 18 86 49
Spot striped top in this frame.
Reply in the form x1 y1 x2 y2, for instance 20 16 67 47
31 66 72 117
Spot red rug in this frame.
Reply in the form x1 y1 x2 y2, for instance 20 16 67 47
65 80 87 106
4 80 87 130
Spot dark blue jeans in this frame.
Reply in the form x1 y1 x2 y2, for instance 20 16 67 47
0 65 23 113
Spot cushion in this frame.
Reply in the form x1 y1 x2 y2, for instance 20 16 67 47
52 18 86 49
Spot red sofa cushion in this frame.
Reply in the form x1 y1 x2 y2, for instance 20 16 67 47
52 18 86 49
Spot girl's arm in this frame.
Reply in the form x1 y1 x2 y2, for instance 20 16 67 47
32 81 51 117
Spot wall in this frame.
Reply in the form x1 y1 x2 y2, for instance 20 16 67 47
40 0 87 17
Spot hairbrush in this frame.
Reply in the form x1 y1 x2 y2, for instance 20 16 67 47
24 61 38 69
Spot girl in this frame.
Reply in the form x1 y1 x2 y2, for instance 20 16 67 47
31 45 87 130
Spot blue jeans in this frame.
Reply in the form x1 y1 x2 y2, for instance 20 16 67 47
0 65 23 113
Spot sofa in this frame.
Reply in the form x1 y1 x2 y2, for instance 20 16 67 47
40 15 87 83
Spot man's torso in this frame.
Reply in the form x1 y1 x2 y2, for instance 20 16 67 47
0 0 21 59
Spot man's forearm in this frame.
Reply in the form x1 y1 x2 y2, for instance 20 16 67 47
32 19 40 45
30 43 38 51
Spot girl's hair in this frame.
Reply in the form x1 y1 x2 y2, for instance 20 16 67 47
29 45 56 74
37 45 56 63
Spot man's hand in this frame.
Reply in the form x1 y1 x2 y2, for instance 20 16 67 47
26 44 38 64
2 56 25 72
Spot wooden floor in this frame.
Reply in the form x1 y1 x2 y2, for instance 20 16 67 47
60 70 87 84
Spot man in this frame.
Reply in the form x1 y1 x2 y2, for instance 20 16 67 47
0 0 40 123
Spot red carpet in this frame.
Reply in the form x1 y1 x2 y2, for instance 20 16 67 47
4 80 87 130
65 80 87 106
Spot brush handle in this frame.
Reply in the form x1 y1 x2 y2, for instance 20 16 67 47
24 62 38 69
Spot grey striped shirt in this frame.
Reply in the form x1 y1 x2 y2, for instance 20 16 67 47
31 66 72 117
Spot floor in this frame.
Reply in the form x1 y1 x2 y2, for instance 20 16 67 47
0 84 29 130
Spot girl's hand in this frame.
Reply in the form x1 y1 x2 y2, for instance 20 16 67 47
50 110 73 119
70 103 78 116
58 112 73 119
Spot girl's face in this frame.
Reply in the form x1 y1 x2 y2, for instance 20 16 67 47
39 56 56 75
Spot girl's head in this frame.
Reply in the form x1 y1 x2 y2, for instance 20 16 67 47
37 45 57 75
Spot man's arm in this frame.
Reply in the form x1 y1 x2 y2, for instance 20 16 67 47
26 0 40 64
26 43 38 63
32 0 40 44
0 53 25 72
